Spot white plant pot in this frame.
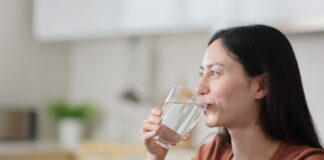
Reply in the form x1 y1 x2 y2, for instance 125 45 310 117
58 118 83 150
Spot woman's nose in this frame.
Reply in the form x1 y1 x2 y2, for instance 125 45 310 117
195 77 210 96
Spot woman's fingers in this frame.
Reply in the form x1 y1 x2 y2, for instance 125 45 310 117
141 121 161 133
182 134 190 141
141 126 160 144
140 108 162 134
140 108 163 144
141 130 156 143
150 107 162 116
147 115 162 124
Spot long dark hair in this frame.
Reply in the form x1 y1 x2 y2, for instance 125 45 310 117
207 24 323 155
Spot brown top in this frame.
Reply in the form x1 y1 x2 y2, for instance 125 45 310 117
192 135 324 160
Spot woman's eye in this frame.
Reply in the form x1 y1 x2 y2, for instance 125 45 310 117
211 71 220 76
198 72 203 77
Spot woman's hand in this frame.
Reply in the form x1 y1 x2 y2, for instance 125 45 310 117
141 107 191 160
141 108 168 160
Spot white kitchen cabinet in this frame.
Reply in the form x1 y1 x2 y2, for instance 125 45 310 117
33 0 324 42
33 0 122 41
33 0 223 41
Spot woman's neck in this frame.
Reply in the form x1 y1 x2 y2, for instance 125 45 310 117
228 123 281 160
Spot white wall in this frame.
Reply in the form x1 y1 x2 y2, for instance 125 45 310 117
288 34 324 141
0 0 69 140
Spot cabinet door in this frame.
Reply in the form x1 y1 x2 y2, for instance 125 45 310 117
33 0 121 41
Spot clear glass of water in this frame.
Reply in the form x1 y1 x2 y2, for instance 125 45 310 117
153 84 205 149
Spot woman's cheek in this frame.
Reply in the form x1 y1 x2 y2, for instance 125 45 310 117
210 80 231 98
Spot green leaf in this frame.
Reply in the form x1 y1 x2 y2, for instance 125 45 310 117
48 100 95 121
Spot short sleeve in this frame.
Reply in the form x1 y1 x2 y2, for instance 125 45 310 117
302 148 324 160
191 135 220 160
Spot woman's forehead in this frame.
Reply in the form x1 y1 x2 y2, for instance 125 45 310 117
201 39 235 68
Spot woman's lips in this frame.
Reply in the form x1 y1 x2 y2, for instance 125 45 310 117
203 104 212 113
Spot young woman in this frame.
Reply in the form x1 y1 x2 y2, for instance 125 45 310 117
141 25 324 160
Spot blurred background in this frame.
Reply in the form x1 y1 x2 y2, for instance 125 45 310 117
0 0 324 159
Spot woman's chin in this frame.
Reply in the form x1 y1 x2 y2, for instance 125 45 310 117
205 122 215 128
204 116 219 127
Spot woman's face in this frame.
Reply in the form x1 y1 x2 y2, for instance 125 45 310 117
196 39 263 128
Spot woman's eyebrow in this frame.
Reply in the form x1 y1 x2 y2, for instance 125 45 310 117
200 62 226 70
208 62 226 68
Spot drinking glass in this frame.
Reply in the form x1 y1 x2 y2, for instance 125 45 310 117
153 84 205 149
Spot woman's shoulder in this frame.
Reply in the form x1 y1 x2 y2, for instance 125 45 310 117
272 142 324 160
192 134 232 160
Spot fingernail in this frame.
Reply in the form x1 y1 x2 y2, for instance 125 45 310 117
153 110 161 115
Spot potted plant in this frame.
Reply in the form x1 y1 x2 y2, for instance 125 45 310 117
48 100 95 150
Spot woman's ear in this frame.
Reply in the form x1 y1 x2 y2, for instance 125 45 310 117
253 73 268 99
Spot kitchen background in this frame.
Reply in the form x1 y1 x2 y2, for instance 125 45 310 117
0 0 324 159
